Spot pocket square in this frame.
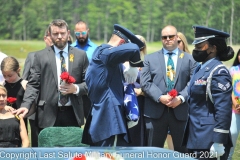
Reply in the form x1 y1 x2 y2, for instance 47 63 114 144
124 84 139 121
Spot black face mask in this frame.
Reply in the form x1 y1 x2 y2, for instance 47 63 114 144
192 49 211 62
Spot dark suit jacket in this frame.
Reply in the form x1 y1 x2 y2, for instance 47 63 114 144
22 52 36 120
141 49 197 121
22 52 35 80
21 46 89 128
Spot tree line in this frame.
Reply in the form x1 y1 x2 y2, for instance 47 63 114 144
0 0 239 45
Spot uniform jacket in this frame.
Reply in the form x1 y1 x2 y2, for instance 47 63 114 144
21 46 89 128
82 43 142 144
183 57 233 149
141 49 197 121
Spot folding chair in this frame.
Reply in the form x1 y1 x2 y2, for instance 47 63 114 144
38 127 89 147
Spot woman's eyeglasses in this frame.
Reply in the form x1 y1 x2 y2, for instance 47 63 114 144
178 40 182 44
161 35 176 40
75 31 88 36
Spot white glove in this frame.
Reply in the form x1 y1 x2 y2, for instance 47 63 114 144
123 66 138 84
210 143 225 158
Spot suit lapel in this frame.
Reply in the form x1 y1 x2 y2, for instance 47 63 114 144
173 50 184 86
159 50 167 85
68 46 73 75
48 46 58 86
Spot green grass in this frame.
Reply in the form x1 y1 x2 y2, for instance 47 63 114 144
1 40 240 159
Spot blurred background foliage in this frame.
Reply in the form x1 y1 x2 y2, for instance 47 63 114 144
0 0 239 45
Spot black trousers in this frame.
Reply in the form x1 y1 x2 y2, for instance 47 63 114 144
82 95 91 119
38 106 79 146
54 106 79 127
144 106 188 153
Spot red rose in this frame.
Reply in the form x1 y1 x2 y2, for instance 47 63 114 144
7 97 17 104
67 76 76 83
235 96 239 100
60 72 69 80
73 155 86 160
60 72 76 84
168 89 178 98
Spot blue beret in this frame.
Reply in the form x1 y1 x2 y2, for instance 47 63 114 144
113 24 145 49
192 25 229 44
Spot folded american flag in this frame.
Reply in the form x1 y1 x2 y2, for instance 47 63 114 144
124 84 139 121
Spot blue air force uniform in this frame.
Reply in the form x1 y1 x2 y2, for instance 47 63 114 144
182 26 233 157
82 24 144 145
185 58 232 149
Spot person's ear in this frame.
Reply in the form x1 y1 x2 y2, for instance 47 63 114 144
209 45 217 53
118 39 125 46
17 68 21 74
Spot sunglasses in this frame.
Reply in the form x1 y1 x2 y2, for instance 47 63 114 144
162 35 176 40
178 40 182 44
0 94 6 98
75 31 87 36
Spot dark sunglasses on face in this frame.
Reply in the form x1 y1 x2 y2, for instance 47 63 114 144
0 94 6 98
178 40 182 44
75 31 87 36
162 35 176 40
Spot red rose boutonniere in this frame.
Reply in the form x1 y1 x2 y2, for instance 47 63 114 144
7 97 17 106
168 89 178 98
60 72 76 83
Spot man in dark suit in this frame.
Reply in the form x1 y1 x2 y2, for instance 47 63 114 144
21 27 53 147
14 19 88 132
141 25 197 153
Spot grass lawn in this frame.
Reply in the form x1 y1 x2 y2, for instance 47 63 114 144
1 40 240 159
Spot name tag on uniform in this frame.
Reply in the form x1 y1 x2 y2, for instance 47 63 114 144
194 79 207 85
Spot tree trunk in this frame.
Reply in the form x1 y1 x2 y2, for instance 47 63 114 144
104 11 109 43
230 0 234 46
22 0 26 41
205 4 213 27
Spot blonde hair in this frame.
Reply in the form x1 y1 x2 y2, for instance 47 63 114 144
177 32 190 54
135 35 147 60
0 85 7 94
1 57 20 76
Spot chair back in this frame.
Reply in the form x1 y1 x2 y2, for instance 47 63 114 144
38 127 89 147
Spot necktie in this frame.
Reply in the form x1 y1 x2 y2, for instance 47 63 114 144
59 51 69 106
167 52 175 91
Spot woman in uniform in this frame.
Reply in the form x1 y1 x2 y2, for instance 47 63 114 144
183 25 234 160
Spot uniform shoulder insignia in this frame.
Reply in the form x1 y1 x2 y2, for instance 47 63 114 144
218 82 230 91
217 68 228 74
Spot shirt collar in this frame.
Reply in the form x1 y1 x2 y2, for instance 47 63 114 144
72 39 92 48
200 58 215 69
163 47 178 55
54 44 69 55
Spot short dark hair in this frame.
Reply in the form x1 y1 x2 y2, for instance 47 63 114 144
76 20 88 29
44 25 50 37
48 19 69 34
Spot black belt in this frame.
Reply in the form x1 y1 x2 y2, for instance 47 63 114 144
58 106 73 111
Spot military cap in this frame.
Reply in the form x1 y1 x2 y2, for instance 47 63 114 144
192 25 230 44
113 24 145 49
